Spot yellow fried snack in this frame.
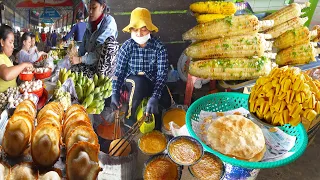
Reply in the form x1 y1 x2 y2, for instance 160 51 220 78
250 66 320 126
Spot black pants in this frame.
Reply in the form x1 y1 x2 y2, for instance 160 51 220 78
125 75 172 130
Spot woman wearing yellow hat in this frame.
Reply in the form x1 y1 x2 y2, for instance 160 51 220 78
111 7 172 130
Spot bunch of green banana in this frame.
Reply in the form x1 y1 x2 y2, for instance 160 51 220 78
73 73 112 114
58 68 73 84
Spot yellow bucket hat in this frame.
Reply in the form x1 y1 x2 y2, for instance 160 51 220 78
123 7 158 33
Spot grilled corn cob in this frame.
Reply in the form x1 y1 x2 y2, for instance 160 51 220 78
265 17 308 39
190 1 236 15
195 14 228 24
188 57 272 80
183 15 259 40
274 26 310 50
262 3 309 31
276 43 316 66
185 35 270 59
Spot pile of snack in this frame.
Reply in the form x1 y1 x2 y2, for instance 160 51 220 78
184 1 274 80
0 103 100 180
57 68 112 114
249 66 320 127
63 104 100 180
3 100 37 157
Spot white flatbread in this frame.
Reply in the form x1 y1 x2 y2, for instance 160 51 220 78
206 115 265 160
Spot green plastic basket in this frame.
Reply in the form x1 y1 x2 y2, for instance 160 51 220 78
186 92 308 169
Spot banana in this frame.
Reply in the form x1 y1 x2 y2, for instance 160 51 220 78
88 100 102 108
79 71 83 80
66 69 72 77
76 85 83 102
93 74 99 86
103 90 112 99
57 80 62 88
93 87 101 94
83 94 94 108
86 82 95 97
62 73 69 83
86 107 97 114
98 74 105 86
75 72 79 82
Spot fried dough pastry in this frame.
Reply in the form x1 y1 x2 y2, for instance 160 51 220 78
63 120 91 141
66 141 100 180
37 115 62 131
65 126 98 151
9 163 38 180
63 111 90 127
31 123 61 167
0 162 10 180
37 102 64 123
64 104 86 120
39 169 62 180
14 100 37 118
3 119 31 157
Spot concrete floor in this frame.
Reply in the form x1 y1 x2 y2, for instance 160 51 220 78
134 131 320 180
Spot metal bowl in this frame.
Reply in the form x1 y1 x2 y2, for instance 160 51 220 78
167 136 204 166
143 154 182 180
138 130 168 156
188 152 225 180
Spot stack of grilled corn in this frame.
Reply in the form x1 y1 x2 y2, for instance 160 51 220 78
259 2 319 66
261 3 310 37
190 1 237 24
183 3 275 80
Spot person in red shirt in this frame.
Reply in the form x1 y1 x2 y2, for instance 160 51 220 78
40 30 46 42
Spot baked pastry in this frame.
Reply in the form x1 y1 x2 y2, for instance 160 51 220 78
206 115 265 160
37 102 64 123
64 104 86 120
66 141 100 180
9 163 38 180
63 120 91 139
2 119 31 157
31 123 61 167
63 110 90 127
65 125 98 151
39 169 62 180
14 100 37 118
0 162 10 180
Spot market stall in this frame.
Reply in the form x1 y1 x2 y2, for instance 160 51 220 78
0 0 319 179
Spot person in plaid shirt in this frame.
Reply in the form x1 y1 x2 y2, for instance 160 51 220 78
111 7 172 130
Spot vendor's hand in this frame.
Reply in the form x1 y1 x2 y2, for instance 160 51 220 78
110 94 120 111
146 97 159 115
70 56 81 65
22 62 33 69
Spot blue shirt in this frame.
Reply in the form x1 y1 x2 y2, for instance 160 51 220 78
63 22 86 42
78 15 118 65
112 37 169 99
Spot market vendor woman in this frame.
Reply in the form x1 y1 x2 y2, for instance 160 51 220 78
69 0 118 78
111 7 172 130
0 25 33 93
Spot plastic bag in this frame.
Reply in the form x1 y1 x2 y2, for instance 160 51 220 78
57 55 71 70
167 65 179 83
